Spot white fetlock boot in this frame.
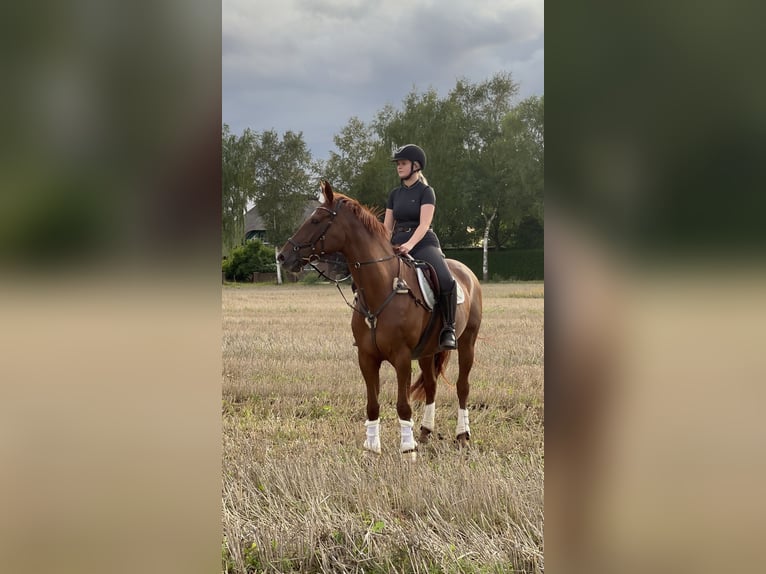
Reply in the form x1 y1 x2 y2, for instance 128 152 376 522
364 419 381 454
399 419 418 461
421 402 435 433
456 408 471 448
420 402 436 444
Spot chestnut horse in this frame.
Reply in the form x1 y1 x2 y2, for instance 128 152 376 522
277 181 482 458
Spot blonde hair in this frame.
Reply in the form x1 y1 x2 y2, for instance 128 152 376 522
415 162 429 185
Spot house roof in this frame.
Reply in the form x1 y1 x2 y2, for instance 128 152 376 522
244 206 265 234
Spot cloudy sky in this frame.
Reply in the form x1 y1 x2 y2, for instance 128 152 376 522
223 0 543 161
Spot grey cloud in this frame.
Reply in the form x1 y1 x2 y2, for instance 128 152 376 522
223 0 543 160
294 0 376 21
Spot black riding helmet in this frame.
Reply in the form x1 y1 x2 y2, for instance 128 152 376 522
391 144 426 171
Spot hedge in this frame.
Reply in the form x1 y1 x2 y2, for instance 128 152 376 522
223 240 277 282
443 248 543 281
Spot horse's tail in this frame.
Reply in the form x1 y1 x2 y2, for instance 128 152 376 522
409 351 453 402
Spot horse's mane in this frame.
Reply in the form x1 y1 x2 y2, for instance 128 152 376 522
331 192 388 242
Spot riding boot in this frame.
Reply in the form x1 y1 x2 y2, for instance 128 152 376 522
438 286 457 350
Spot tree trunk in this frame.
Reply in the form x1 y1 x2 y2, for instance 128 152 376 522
275 251 283 285
482 208 497 282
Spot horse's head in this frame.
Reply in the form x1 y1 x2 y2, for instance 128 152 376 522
277 180 347 272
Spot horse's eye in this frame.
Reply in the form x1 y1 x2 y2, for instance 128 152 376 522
311 218 320 224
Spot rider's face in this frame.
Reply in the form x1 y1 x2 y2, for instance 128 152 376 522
396 159 412 179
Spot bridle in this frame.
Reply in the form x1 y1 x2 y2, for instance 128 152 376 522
285 201 344 265
286 198 398 270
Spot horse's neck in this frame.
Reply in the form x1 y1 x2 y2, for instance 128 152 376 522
343 232 397 301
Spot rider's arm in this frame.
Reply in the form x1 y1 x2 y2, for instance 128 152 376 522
384 209 395 239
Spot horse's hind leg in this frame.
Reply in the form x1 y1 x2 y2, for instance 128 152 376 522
455 329 479 448
416 356 438 444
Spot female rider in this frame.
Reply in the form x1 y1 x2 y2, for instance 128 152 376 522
383 144 457 350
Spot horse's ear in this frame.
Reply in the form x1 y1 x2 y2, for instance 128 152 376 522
320 179 333 204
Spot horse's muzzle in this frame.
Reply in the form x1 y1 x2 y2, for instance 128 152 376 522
276 249 304 273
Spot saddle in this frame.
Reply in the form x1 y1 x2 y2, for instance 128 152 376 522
399 257 465 311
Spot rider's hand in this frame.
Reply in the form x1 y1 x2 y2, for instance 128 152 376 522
396 243 412 255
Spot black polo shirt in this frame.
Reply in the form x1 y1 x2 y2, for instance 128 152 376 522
386 180 436 227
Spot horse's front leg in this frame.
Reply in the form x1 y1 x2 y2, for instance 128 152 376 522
393 352 417 460
417 356 438 444
358 351 382 454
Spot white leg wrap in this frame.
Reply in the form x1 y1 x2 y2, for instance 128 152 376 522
456 408 470 437
421 402 436 432
364 419 381 454
399 419 418 452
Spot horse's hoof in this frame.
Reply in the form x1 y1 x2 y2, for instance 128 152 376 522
401 449 417 462
419 427 432 444
456 432 470 450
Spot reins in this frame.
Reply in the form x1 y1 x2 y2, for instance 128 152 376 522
352 253 396 269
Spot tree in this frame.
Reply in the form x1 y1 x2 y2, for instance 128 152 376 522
369 88 470 245
252 129 319 247
354 143 399 209
491 95 544 249
514 215 544 249
324 117 377 195
326 73 542 271
222 126 322 258
222 124 257 254
450 73 519 278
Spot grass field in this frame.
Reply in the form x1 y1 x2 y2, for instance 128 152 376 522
222 282 544 573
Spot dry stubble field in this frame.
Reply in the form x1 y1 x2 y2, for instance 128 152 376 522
222 282 544 573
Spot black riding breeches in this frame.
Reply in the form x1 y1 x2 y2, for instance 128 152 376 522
392 229 455 292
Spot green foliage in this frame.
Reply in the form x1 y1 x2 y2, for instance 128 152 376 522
491 94 544 245
222 124 258 254
224 73 544 254
445 248 544 281
354 144 399 209
222 125 320 257
325 116 377 194
513 215 544 249
221 540 235 574
370 520 385 534
252 130 320 247
243 541 262 572
223 240 276 282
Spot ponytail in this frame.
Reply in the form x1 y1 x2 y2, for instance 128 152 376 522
414 162 429 186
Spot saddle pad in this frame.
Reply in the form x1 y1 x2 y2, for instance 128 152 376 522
415 268 465 311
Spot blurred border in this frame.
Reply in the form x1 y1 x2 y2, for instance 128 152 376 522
0 3 221 573
547 1 766 572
